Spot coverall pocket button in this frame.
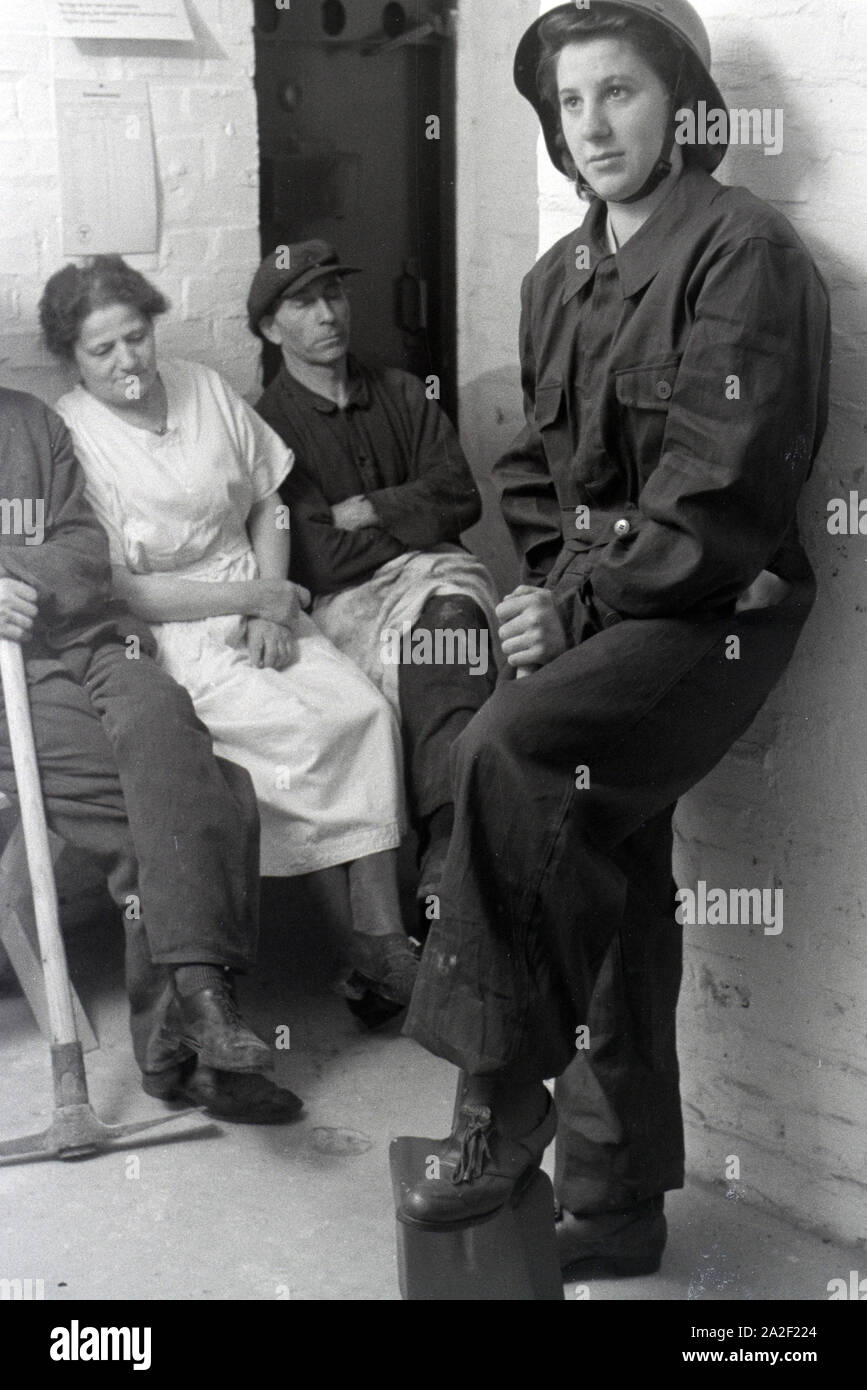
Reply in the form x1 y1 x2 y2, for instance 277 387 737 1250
655 380 673 400
613 518 631 537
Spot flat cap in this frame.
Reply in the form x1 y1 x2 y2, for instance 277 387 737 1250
247 239 360 333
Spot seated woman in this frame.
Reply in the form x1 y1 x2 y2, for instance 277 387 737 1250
392 0 830 1233
0 381 293 1123
38 257 416 1009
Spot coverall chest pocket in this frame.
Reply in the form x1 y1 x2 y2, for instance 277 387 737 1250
613 359 680 485
534 383 573 490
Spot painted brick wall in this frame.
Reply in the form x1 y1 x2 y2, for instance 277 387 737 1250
527 0 866 1248
0 0 261 405
454 1 541 594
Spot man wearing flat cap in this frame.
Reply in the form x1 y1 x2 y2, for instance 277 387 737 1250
248 241 500 909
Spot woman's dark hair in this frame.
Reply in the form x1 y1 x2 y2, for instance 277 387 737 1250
536 4 698 184
39 255 169 360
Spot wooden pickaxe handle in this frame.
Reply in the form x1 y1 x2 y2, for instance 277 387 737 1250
0 638 77 1047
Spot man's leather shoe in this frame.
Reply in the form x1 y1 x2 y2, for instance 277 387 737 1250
341 975 407 1030
398 1094 557 1229
349 933 419 1007
555 1195 666 1276
143 1063 303 1124
163 981 272 1073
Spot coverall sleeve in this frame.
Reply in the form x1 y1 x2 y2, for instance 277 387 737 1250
365 374 481 550
493 274 564 586
281 462 406 596
588 238 830 622
0 406 113 629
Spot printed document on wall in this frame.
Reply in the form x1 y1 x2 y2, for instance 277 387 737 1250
45 1 194 42
55 81 158 256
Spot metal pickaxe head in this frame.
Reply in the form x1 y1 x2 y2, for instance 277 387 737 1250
0 1041 213 1165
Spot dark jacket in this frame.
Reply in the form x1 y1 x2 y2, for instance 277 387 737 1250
494 166 830 641
0 387 150 654
256 357 481 595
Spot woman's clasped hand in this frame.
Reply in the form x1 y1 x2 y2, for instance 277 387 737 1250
246 579 311 669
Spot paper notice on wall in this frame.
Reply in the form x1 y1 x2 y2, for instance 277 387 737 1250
45 1 194 43
55 81 158 255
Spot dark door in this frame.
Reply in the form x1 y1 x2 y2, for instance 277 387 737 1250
253 0 457 419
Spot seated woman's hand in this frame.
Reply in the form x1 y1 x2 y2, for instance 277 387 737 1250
255 579 311 628
496 585 568 673
246 617 295 671
0 578 38 643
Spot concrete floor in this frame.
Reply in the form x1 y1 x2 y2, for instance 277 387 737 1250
0 877 858 1303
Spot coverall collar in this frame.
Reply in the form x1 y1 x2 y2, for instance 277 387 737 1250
277 354 370 414
562 166 721 303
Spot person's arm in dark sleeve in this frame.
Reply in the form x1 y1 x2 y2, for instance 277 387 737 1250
587 238 830 623
0 405 113 629
492 273 564 585
364 374 481 549
281 464 405 595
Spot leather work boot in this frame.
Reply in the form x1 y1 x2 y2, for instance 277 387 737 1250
555 1195 667 1276
143 1062 303 1124
163 979 272 1073
398 1095 558 1229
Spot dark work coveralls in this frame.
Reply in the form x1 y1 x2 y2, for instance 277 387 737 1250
256 358 496 837
403 166 830 1212
0 389 260 1079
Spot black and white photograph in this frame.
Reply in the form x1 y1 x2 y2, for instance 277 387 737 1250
0 0 864 1341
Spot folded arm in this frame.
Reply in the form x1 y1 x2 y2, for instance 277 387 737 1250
363 374 482 550
111 494 308 632
282 465 406 594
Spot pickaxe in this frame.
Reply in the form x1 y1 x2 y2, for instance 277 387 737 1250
0 637 208 1162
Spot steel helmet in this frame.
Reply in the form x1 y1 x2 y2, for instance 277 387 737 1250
514 0 729 192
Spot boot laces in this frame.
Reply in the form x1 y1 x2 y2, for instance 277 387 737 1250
213 977 243 1027
452 1104 493 1185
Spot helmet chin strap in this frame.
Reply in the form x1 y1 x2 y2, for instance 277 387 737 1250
579 96 680 206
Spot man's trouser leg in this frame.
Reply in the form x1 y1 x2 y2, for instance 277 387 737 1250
397 595 496 830
80 641 259 970
405 581 815 1083
553 807 685 1214
80 641 260 1080
0 645 259 1078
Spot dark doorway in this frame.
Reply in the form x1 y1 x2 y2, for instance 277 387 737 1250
252 1 458 420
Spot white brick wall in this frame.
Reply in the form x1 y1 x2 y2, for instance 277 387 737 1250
454 1 541 594
0 0 261 405
459 0 865 1247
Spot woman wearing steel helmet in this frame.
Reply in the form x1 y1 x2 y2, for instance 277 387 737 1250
396 0 830 1245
